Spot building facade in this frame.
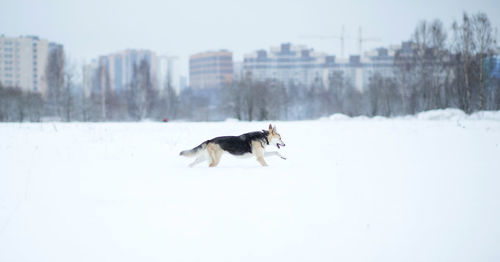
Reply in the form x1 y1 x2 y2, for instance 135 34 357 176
99 49 158 93
158 55 181 93
83 49 159 96
243 43 398 92
189 50 233 89
243 43 325 87
0 35 62 96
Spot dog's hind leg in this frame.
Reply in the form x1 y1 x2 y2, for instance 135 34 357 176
206 143 223 167
209 150 222 167
189 155 206 167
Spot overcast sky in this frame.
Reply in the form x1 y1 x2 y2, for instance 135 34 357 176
1 0 499 77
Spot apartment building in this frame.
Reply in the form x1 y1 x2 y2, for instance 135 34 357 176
243 43 397 92
83 49 159 95
189 50 233 89
0 35 62 96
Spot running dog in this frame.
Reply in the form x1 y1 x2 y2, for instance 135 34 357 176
180 124 286 167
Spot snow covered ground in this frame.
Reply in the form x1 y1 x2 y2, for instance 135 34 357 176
1 110 500 262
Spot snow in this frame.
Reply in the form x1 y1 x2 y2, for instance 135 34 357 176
322 113 351 121
1 109 500 262
416 108 468 121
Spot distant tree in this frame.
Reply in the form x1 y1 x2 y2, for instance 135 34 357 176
24 91 43 122
155 75 178 120
229 81 243 120
61 58 76 122
428 19 448 109
472 12 496 110
45 46 65 118
127 59 157 120
393 46 416 114
241 72 255 121
452 13 475 113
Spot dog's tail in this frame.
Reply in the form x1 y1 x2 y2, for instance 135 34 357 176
179 142 207 157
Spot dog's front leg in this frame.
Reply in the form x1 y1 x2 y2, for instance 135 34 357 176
264 151 286 160
256 156 268 166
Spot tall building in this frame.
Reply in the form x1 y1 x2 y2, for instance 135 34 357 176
84 49 159 95
179 75 188 91
189 50 233 89
158 55 180 93
243 42 397 92
0 35 62 95
244 43 325 87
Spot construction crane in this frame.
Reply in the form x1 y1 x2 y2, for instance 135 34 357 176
299 26 348 58
357 27 381 57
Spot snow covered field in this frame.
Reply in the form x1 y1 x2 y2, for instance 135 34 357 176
1 110 500 262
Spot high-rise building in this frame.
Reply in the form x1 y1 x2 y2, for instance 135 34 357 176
244 43 325 87
84 49 159 95
243 42 397 92
0 35 62 96
158 55 180 93
99 49 158 92
179 75 188 91
189 50 233 89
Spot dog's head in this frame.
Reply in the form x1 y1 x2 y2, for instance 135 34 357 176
268 124 285 149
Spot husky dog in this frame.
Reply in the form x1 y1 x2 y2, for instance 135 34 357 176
180 124 286 167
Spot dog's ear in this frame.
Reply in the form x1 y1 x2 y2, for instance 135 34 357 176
273 125 277 132
269 124 273 131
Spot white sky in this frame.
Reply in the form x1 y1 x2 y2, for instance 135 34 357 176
1 0 499 78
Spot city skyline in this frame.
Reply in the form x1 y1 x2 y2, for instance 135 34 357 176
1 0 499 79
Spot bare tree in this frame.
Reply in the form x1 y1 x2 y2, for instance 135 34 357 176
452 12 475 113
393 46 416 114
62 57 77 121
429 19 448 109
472 12 495 110
45 45 65 118
127 59 157 120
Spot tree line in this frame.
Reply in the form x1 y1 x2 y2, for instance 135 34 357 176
0 11 498 122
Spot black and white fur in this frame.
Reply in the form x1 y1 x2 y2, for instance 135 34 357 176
180 124 286 167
